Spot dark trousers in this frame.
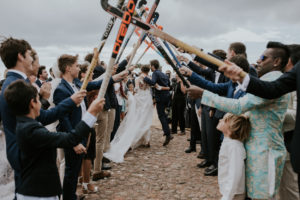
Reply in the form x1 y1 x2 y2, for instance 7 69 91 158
156 99 170 137
13 170 21 199
63 148 83 200
110 105 121 141
171 98 186 133
189 106 201 148
201 108 210 160
207 116 222 166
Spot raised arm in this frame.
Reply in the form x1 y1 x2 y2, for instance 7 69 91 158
247 66 296 99
219 60 298 99
201 90 275 115
189 72 229 96
188 61 214 78
144 72 158 86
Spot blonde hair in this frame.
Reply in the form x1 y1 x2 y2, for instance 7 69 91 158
224 113 251 142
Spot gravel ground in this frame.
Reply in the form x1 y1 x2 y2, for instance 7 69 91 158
83 126 221 200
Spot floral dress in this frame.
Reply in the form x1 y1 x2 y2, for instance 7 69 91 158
201 71 290 199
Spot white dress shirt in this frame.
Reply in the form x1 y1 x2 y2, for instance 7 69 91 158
218 137 246 200
239 74 250 92
67 82 87 118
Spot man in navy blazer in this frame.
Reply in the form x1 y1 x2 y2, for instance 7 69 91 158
53 54 127 199
144 59 173 146
0 38 85 196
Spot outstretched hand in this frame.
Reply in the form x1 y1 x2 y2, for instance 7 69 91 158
219 60 245 83
186 85 204 99
112 70 128 82
71 90 87 105
176 55 189 63
179 66 193 77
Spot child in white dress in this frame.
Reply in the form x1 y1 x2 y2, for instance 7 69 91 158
217 113 251 200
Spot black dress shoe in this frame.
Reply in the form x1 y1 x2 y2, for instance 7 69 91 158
102 157 111 163
163 135 174 146
185 147 196 153
204 165 218 176
197 152 205 159
197 160 211 168
205 164 215 172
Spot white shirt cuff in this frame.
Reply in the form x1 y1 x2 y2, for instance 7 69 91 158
82 112 97 128
238 74 250 92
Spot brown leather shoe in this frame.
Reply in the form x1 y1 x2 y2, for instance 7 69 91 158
92 171 111 181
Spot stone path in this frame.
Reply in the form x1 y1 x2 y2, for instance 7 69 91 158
85 126 221 200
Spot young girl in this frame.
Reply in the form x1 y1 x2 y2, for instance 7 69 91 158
217 113 251 200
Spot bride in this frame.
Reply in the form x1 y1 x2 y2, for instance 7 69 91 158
104 65 168 163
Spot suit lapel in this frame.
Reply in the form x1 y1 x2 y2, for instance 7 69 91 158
61 78 75 94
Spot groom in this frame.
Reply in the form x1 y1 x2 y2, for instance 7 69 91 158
144 60 173 146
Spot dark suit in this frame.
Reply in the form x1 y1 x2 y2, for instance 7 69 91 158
35 79 42 87
188 62 215 160
53 77 106 200
171 81 186 133
246 61 300 175
16 116 90 197
0 71 76 194
144 70 171 136
188 62 230 166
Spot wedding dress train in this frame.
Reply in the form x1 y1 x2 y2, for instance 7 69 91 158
104 78 153 163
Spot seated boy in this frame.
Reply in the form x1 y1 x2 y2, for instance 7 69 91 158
4 80 105 199
216 113 251 200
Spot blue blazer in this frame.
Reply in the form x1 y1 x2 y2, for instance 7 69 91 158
53 78 109 132
0 71 76 171
144 70 170 102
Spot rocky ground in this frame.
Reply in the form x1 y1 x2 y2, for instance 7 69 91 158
84 126 221 200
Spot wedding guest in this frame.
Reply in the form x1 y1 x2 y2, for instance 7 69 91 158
171 74 186 135
219 45 300 196
53 54 117 199
0 37 84 197
186 41 290 199
4 80 104 199
217 113 251 200
36 65 48 87
226 42 257 77
277 44 300 199
185 97 201 153
83 52 130 181
77 62 98 194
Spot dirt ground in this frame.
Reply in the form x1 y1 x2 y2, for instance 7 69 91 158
83 125 221 200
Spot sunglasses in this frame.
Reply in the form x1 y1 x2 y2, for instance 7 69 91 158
260 55 269 61
260 54 275 61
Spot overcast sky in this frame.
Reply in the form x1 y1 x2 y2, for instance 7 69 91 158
1 0 300 78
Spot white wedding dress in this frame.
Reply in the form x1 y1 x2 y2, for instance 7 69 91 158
104 76 153 163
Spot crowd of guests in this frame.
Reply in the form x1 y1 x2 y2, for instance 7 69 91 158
1 35 300 200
